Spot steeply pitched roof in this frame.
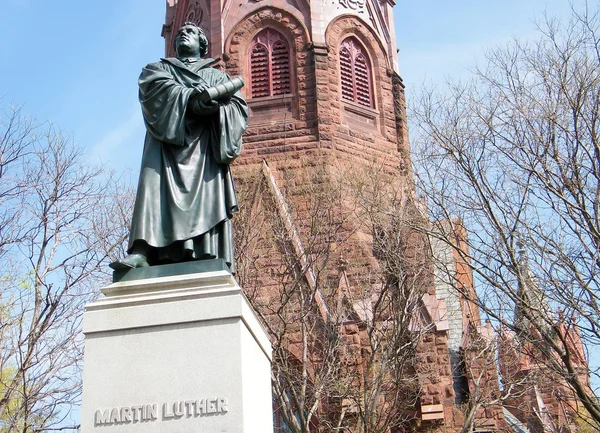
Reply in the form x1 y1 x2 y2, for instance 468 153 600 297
503 407 531 433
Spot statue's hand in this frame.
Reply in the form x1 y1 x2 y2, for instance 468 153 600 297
194 83 209 93
189 84 208 102
192 99 219 116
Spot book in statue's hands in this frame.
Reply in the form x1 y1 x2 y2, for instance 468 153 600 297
199 77 245 103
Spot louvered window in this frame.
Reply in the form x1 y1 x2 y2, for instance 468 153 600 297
249 29 292 98
251 44 269 98
339 38 373 107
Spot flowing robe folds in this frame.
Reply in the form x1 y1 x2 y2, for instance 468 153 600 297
128 57 248 271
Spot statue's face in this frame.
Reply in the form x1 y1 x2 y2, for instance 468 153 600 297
175 25 201 56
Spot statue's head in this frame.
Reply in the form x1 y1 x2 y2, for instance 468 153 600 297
174 22 209 57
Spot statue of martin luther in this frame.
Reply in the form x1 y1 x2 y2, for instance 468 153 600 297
110 22 248 273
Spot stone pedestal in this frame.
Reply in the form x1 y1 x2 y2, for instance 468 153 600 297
80 267 273 433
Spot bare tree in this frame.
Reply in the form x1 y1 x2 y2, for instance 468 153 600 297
411 2 600 429
456 322 536 433
0 106 35 258
235 160 352 433
335 163 430 433
234 159 430 433
0 107 131 432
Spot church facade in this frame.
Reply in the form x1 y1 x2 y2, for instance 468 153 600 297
159 1 589 432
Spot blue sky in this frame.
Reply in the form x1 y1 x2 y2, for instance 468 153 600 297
1 0 166 174
0 0 577 175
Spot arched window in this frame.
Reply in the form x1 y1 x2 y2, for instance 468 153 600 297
249 29 292 98
339 37 373 107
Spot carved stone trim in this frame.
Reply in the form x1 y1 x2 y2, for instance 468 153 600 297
325 15 389 70
326 15 392 136
224 7 310 89
339 0 365 12
185 0 204 24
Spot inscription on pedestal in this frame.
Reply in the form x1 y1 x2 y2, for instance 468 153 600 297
94 397 229 426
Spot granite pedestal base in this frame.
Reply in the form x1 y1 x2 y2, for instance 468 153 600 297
80 267 273 433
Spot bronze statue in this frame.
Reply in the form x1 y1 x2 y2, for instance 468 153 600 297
110 22 248 272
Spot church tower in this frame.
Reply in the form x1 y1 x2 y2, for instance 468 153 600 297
159 2 512 433
162 0 409 174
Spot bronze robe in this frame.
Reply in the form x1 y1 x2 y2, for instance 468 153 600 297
128 57 248 271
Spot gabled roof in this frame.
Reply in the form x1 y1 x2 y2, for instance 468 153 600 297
514 243 555 337
503 407 531 433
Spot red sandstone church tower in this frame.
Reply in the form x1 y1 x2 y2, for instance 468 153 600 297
159 1 587 433
162 0 409 171
159 1 499 432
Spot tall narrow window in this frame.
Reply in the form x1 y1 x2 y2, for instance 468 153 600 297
249 29 292 98
339 38 373 107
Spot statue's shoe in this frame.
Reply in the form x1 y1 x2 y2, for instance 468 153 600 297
109 253 150 270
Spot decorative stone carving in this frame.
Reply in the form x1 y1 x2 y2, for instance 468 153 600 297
339 0 365 12
185 0 203 24
224 7 309 74
327 16 387 68
253 28 286 48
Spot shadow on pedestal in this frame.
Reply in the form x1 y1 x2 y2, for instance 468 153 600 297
112 258 232 283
